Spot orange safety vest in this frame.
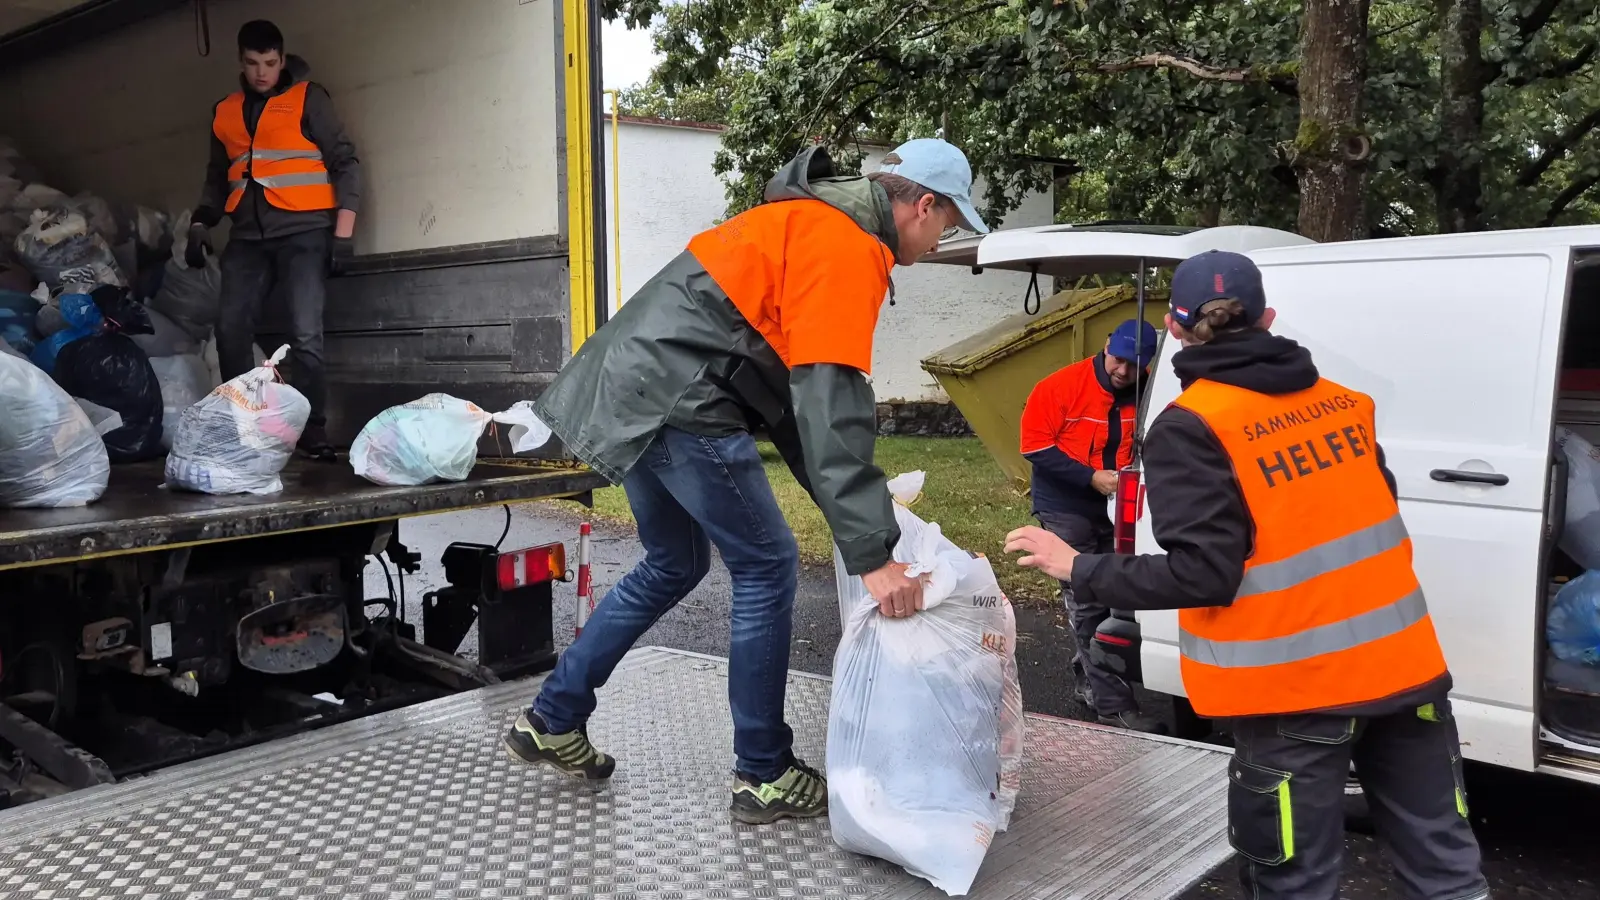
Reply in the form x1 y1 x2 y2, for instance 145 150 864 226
1171 377 1448 718
687 199 893 373
1019 355 1137 471
212 81 337 214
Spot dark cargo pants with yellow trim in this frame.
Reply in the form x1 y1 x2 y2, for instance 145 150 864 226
1227 699 1488 900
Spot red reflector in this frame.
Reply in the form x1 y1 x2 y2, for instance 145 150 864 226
1113 468 1145 555
1095 633 1134 647
496 543 567 591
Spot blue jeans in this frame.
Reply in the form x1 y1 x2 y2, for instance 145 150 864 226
533 427 801 782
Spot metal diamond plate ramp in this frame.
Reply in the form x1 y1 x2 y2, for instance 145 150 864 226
0 647 1231 899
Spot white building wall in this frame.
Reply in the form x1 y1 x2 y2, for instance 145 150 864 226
602 119 1053 402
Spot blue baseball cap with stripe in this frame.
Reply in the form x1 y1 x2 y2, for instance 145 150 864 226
1170 251 1267 329
878 138 990 234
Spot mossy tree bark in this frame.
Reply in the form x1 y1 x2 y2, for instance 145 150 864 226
1296 0 1373 242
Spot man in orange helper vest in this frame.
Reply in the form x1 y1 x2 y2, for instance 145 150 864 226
1019 318 1165 733
1004 251 1487 899
503 140 987 825
189 20 361 460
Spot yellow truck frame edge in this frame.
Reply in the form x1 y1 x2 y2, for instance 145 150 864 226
564 0 600 353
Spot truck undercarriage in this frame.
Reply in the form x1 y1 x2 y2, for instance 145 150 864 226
0 459 603 808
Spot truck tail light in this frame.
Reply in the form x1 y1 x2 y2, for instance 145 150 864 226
496 543 566 590
1113 468 1145 555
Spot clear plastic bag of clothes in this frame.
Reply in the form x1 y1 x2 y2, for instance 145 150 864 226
0 352 109 507
52 331 165 463
149 353 214 451
350 394 553 486
13 208 126 297
828 472 1024 896
164 345 309 495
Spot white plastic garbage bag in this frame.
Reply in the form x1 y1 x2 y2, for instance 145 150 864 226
74 397 124 436
198 338 264 389
149 353 214 450
150 210 220 341
164 345 310 495
131 307 200 358
349 394 555 486
0 352 109 507
828 472 1025 896
1557 427 1600 569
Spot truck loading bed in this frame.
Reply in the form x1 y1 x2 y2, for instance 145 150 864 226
0 459 607 570
0 648 1232 899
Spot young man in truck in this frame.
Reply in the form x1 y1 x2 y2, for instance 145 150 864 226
1004 251 1488 900
1019 318 1165 733
188 19 360 460
503 139 988 824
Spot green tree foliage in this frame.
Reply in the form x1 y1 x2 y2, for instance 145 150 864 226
605 0 1600 235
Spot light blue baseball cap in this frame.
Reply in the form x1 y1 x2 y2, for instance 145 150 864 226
878 138 990 234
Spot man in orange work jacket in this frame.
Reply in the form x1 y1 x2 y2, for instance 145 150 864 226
1019 318 1164 733
189 20 360 460
1005 251 1487 899
503 139 988 825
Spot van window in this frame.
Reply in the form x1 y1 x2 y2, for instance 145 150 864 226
1559 259 1600 394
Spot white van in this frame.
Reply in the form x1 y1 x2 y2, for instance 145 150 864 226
929 222 1600 786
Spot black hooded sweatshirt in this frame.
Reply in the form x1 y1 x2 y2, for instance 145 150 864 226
194 55 361 241
1071 328 1449 716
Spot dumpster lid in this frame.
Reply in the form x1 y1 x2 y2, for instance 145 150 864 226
926 225 1313 277
921 284 1163 376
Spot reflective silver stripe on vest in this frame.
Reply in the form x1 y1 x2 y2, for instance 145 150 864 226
251 148 325 162
228 179 247 193
1180 588 1429 669
1237 514 1409 599
252 172 332 189
231 149 325 171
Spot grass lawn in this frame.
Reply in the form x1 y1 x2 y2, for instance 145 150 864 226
561 436 1060 603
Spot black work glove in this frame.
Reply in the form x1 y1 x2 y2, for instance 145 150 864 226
330 235 355 274
184 223 212 270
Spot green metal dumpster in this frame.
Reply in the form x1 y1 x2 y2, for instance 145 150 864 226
921 284 1168 488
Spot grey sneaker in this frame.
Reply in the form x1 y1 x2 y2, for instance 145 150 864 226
730 758 827 824
503 710 616 780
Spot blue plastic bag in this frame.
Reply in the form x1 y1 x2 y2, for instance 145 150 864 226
0 289 38 355
1549 570 1600 666
29 293 101 375
0 289 35 319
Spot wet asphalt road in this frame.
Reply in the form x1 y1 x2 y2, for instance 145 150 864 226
376 503 1600 900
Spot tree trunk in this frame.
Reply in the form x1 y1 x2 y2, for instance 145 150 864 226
1295 0 1373 242
1436 0 1485 232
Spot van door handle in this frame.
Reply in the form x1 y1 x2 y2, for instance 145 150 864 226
1430 469 1509 486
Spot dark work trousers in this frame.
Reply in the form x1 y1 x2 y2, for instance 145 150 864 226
1228 701 1489 900
1036 511 1137 716
217 228 330 427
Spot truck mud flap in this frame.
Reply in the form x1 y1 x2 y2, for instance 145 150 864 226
0 648 1232 899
